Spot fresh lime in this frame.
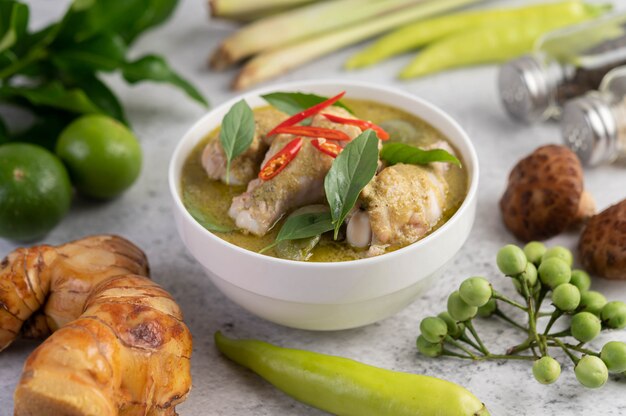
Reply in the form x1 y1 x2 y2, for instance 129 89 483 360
56 115 142 199
0 143 72 241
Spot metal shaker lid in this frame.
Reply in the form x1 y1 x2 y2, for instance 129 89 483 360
498 56 557 123
560 94 618 166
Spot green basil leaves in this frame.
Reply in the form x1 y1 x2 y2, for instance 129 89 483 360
186 205 235 233
381 142 461 167
0 0 206 146
260 211 334 253
262 92 352 115
325 129 380 238
122 55 208 106
219 99 256 184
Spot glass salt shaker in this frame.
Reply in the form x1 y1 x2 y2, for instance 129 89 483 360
561 65 626 166
498 12 626 123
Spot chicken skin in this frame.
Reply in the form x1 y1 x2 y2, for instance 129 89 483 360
229 107 361 236
347 162 449 257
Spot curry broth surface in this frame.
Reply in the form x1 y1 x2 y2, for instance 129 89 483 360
181 98 468 262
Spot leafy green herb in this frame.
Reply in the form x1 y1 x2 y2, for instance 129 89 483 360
0 0 206 145
260 211 334 253
262 92 352 117
0 81 104 114
325 129 379 238
187 205 235 233
51 32 126 73
122 55 208 106
380 142 461 167
0 1 28 53
219 99 256 184
73 74 128 124
57 0 179 45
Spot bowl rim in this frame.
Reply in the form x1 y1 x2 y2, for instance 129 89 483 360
169 78 479 269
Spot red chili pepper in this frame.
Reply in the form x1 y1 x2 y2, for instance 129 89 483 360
258 137 303 181
273 125 351 141
322 113 389 140
311 138 342 158
267 91 346 137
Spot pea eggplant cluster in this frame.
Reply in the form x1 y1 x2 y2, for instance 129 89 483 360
417 242 626 389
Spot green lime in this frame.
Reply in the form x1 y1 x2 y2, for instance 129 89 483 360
0 143 72 241
56 115 142 199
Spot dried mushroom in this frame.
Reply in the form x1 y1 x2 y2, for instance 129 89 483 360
579 200 626 280
500 145 595 242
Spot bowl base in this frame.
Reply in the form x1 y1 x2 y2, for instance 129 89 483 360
206 268 442 331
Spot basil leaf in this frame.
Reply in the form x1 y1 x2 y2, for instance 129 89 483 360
0 81 104 114
71 74 128 125
277 211 334 241
52 32 126 73
260 211 333 253
57 0 178 45
187 206 234 233
219 99 255 184
380 142 461 167
10 110 75 151
325 129 379 238
262 92 352 115
0 0 28 53
122 55 208 106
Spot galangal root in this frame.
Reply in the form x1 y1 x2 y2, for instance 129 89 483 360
0 235 192 416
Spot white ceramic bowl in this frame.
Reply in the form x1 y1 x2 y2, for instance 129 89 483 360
169 79 478 330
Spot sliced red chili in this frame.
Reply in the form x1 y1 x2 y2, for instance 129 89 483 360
273 125 351 141
311 138 342 158
258 137 303 181
322 113 390 140
267 91 346 137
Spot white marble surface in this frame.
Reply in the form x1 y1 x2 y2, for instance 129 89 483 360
2 1 626 415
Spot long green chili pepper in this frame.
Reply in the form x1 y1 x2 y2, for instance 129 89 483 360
215 332 489 416
399 2 609 79
346 0 609 69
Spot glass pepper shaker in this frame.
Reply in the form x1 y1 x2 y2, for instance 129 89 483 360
561 65 626 166
498 12 626 123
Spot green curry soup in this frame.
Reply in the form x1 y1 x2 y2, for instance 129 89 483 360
181 98 468 262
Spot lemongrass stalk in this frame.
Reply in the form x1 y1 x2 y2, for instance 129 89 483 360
209 0 319 22
399 3 607 79
346 0 595 69
211 0 429 69
233 0 484 89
